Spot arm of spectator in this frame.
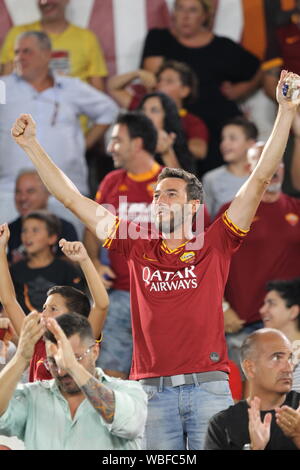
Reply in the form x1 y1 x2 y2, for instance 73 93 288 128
248 396 272 450
227 70 299 231
83 228 116 289
188 137 207 160
275 405 300 448
0 312 44 417
291 109 300 191
262 67 280 102
108 70 157 109
59 239 109 339
221 68 263 101
85 124 110 150
11 114 117 241
0 224 26 336
143 56 164 74
223 304 245 334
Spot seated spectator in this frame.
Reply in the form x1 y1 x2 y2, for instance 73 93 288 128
205 329 300 450
141 0 261 174
138 91 195 173
9 211 85 314
8 169 78 263
217 142 300 370
0 312 147 450
202 117 257 219
260 278 300 393
0 223 108 382
0 30 118 231
108 60 209 160
0 0 108 91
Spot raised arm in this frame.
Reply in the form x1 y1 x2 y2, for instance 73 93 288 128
0 224 26 336
59 239 109 339
227 70 300 230
108 69 157 109
11 114 117 240
291 109 300 191
0 312 44 416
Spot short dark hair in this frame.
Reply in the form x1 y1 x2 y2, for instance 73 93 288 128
115 111 158 155
266 278 300 329
44 312 94 344
223 116 258 140
157 167 203 203
47 285 90 318
157 60 198 105
22 210 61 237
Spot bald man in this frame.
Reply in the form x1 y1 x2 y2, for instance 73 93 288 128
205 329 300 450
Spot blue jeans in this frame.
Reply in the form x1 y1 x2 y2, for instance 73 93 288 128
97 289 132 374
142 381 233 450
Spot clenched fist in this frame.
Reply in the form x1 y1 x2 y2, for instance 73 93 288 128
11 114 37 145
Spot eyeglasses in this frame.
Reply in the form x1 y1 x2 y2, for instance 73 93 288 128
43 343 96 371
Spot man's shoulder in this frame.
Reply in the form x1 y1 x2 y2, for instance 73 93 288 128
5 21 41 37
209 400 248 426
8 217 22 230
280 193 300 210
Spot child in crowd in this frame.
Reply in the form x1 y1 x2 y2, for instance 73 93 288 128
0 223 109 381
202 117 258 219
9 210 85 314
108 60 209 160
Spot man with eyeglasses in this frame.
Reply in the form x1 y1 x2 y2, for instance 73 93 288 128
0 311 147 450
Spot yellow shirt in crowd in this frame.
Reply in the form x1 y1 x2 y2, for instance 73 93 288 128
0 21 108 82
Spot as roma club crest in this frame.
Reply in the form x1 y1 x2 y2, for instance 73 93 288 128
285 213 299 226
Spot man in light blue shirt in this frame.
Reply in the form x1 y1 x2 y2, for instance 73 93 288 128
0 311 147 450
0 31 118 235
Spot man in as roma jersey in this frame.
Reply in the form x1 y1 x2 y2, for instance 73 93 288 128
10 71 300 449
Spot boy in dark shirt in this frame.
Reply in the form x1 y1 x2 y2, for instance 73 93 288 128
10 210 84 314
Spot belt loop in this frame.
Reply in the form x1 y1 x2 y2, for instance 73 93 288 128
159 376 164 392
192 373 199 386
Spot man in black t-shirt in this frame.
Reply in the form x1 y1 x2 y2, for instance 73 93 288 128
205 329 300 450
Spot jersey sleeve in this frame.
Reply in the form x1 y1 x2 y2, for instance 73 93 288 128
103 218 149 260
206 211 249 256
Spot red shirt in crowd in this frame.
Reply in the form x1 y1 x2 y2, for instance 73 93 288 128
218 193 300 325
29 338 51 382
104 212 248 380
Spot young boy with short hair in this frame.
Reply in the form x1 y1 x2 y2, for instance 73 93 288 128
202 117 258 219
0 222 109 381
10 210 84 314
